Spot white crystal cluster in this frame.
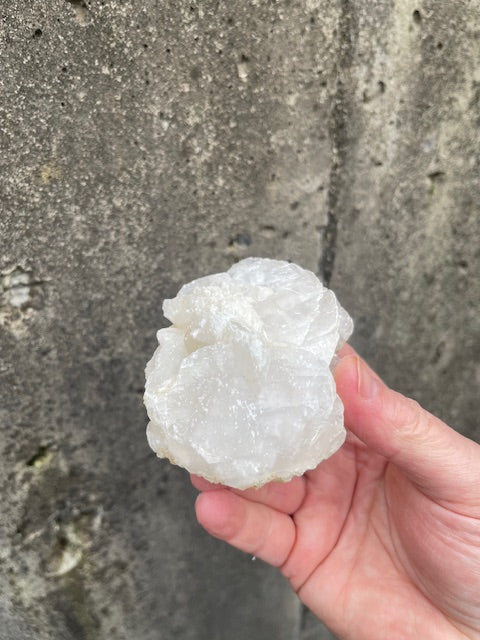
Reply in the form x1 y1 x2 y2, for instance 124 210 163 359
144 258 353 489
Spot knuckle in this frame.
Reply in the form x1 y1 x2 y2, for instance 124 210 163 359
403 398 427 436
390 394 431 450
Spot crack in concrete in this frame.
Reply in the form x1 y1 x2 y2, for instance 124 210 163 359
320 0 356 287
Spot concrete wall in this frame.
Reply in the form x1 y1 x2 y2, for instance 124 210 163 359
1 1 478 639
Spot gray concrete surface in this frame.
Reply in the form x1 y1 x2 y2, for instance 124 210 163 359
1 1 479 639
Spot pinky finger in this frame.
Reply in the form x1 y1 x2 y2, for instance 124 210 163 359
195 489 296 568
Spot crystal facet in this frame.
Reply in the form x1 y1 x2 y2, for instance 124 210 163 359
144 257 353 489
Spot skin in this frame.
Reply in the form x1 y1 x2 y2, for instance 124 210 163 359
192 346 480 640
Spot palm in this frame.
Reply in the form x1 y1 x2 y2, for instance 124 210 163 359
283 437 478 639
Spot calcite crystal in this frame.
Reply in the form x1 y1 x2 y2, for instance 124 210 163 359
144 258 353 489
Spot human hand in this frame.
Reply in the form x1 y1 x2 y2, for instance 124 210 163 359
192 347 480 639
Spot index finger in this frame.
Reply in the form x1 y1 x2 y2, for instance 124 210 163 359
191 474 307 515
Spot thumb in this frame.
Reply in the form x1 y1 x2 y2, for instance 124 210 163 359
334 353 480 507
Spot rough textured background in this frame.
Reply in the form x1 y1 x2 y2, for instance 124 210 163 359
1 1 479 639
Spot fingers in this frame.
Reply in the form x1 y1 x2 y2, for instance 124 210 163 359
191 474 307 515
195 489 296 567
335 353 480 505
337 343 356 359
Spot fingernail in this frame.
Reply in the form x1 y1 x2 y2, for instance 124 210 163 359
357 357 379 399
